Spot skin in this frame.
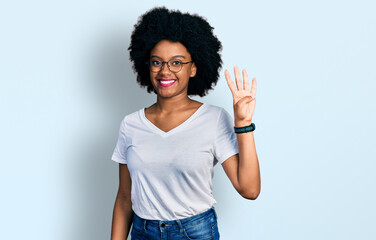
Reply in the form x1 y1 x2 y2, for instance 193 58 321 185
111 39 261 239
223 67 261 200
143 39 202 131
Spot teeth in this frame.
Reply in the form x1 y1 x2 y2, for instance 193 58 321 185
160 80 175 84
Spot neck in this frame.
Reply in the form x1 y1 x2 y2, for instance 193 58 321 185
153 95 193 114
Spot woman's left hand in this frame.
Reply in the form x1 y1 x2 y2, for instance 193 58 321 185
224 66 257 127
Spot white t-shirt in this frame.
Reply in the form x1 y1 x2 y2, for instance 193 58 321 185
111 103 238 220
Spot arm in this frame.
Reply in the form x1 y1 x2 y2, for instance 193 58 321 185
222 66 261 200
111 163 134 240
222 132 260 200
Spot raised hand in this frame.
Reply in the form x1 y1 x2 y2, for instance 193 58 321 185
224 66 257 127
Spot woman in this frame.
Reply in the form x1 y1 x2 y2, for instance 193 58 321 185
110 7 260 240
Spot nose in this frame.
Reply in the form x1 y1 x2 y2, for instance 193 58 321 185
160 62 172 74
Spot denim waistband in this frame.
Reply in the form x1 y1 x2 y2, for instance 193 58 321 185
133 207 218 231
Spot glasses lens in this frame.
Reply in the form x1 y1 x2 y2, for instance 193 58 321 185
149 60 162 72
168 60 182 73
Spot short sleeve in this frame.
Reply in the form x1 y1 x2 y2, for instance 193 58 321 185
213 108 239 164
111 118 128 164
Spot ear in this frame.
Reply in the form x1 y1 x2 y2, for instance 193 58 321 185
190 62 197 77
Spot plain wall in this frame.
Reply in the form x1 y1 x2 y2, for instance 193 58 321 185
1 0 375 239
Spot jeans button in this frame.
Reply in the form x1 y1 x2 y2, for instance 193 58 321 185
161 223 166 228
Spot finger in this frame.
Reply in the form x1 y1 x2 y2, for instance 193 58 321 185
250 77 257 98
234 66 242 90
242 69 249 91
224 69 237 96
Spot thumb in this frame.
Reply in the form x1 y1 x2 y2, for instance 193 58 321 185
240 96 255 104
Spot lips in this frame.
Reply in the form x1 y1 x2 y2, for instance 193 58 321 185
158 78 176 87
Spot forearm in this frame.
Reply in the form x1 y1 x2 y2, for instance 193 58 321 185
111 196 134 240
235 121 261 199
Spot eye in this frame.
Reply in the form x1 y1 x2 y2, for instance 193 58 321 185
170 60 182 66
151 60 161 66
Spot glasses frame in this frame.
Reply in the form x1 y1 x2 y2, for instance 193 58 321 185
145 59 193 73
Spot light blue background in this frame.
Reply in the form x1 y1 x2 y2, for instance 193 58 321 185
1 0 375 239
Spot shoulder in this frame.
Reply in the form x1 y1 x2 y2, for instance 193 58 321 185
203 104 234 131
203 103 231 119
118 107 144 127
202 103 224 114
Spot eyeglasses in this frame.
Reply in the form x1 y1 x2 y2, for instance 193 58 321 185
145 59 193 73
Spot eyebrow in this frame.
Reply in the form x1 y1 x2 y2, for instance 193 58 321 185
150 55 186 59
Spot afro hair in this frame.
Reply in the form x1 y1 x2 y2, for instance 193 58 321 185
128 7 223 97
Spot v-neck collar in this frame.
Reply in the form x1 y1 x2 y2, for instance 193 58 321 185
140 103 207 137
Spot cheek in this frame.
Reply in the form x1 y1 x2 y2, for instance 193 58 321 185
180 68 193 80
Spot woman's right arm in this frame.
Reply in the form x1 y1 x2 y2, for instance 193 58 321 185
111 163 134 240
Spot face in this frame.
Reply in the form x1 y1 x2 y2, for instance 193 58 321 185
148 40 197 99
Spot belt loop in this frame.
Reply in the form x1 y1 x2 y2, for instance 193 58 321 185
143 219 147 232
175 219 184 234
211 207 218 220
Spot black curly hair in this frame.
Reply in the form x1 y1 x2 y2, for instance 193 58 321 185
128 7 223 97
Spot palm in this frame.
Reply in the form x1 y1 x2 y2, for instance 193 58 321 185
224 66 257 123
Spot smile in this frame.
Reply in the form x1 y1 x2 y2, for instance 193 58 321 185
158 79 176 87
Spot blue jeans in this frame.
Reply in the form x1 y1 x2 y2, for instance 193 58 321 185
131 207 220 240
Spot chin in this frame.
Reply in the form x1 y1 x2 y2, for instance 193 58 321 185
157 92 176 98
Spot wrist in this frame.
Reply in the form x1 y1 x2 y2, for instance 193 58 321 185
234 120 252 128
